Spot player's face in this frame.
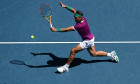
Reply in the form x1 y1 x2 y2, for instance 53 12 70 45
74 16 82 23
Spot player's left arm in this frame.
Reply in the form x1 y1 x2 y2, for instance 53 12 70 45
51 26 75 32
59 1 76 13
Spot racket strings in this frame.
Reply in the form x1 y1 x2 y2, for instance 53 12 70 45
41 5 52 18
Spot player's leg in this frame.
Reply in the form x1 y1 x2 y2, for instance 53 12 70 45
67 44 83 65
87 45 107 56
87 45 119 62
57 44 83 73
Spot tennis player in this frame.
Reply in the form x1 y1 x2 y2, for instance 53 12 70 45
51 1 119 73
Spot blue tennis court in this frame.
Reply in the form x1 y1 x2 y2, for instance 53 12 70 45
0 0 140 84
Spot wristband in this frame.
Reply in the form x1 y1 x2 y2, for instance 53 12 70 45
56 28 62 32
66 6 72 11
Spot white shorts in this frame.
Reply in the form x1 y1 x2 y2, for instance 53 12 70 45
80 38 95 49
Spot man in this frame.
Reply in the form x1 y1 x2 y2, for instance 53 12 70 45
51 1 119 73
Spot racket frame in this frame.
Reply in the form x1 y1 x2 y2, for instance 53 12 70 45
40 4 53 27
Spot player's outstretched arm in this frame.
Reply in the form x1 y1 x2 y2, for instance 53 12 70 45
51 26 74 32
59 1 76 13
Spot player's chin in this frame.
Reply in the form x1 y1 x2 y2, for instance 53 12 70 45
75 20 80 23
75 20 79 23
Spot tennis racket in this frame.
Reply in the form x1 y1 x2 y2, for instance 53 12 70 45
40 4 53 28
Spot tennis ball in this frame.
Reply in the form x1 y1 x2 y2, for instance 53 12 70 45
31 35 34 39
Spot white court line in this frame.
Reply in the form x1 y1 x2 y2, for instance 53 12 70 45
0 41 140 44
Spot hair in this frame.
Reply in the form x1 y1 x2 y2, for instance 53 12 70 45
76 10 83 16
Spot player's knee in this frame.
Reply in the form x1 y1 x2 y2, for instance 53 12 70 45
71 48 76 54
90 52 97 57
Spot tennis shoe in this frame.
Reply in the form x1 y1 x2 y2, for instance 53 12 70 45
57 65 69 73
111 51 119 63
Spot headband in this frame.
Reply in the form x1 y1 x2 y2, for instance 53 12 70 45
74 13 82 17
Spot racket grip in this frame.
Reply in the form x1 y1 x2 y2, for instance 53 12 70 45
50 23 53 28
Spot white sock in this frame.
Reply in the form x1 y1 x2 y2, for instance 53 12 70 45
107 53 112 57
64 64 70 68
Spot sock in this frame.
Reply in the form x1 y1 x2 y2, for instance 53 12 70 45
107 53 112 57
64 64 70 68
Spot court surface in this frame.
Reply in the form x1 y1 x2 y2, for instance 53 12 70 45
0 0 140 84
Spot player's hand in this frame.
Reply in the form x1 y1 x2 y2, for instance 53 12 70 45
50 27 57 32
59 1 66 7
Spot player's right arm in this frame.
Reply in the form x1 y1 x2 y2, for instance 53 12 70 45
51 26 75 32
59 1 76 13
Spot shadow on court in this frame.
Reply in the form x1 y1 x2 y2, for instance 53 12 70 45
9 53 116 73
9 53 116 68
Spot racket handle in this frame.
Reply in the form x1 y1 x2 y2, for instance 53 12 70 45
50 23 53 28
